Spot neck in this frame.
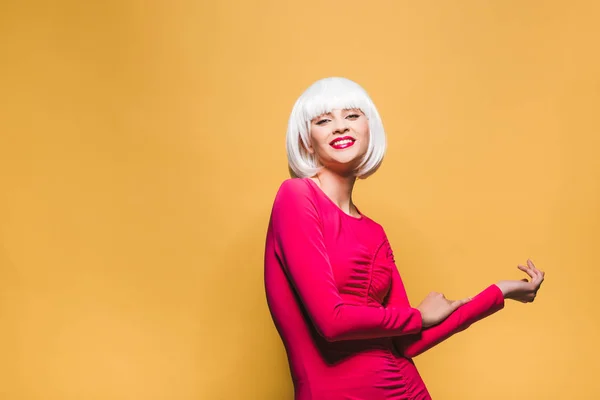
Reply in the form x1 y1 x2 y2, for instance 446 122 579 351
310 170 358 216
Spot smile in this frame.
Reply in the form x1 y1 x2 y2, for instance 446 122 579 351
329 137 356 150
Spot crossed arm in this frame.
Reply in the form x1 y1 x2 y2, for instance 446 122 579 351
271 179 541 352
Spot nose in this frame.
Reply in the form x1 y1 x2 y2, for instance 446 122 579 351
332 117 349 134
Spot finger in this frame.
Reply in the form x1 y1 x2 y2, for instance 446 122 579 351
528 264 542 282
527 259 541 273
517 264 532 277
527 260 545 281
533 272 544 288
518 264 537 280
534 271 544 286
527 263 545 286
531 264 545 283
519 265 543 289
451 297 471 309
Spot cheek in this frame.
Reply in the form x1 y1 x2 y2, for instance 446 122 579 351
357 120 370 139
309 127 328 145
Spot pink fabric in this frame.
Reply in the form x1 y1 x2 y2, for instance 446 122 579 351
264 178 505 399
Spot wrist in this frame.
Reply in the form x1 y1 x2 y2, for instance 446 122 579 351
415 307 432 328
495 281 510 299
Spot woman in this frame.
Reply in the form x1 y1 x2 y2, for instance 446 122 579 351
263 77 544 399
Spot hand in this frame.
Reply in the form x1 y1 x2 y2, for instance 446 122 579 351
496 259 545 303
416 291 472 328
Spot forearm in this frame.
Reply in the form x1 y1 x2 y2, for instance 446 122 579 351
396 284 505 358
310 303 423 342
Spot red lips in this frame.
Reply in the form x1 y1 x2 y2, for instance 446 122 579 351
329 136 356 149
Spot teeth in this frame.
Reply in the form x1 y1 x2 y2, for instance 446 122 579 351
333 139 353 146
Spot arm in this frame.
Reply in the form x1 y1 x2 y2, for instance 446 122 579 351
398 281 504 358
380 240 505 358
270 179 423 342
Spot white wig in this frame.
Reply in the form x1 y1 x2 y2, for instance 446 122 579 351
286 77 387 179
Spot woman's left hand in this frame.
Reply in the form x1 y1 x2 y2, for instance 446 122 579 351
495 259 545 303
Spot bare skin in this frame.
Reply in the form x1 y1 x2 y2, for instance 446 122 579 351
306 108 369 219
416 259 544 327
306 108 545 328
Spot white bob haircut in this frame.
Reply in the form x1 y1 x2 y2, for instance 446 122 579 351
286 77 387 180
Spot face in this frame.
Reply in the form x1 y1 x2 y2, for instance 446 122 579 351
306 108 370 175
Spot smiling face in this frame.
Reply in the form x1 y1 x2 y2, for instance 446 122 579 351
285 77 387 179
305 108 370 175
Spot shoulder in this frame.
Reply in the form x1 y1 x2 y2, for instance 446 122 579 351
370 220 388 242
276 177 310 193
274 178 314 201
272 178 316 210
269 178 321 227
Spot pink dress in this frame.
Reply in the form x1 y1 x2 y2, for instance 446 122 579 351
264 178 505 399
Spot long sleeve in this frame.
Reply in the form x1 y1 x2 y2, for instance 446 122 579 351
270 179 423 342
380 239 505 358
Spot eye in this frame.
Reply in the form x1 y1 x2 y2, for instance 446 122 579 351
315 118 330 126
346 114 361 119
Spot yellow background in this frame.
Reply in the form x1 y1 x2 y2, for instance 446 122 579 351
1 1 599 399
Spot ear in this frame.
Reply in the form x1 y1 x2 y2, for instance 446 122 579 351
301 136 314 154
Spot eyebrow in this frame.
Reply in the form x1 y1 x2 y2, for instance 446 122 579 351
314 109 361 119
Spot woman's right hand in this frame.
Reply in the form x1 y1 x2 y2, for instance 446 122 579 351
495 259 545 303
416 292 472 328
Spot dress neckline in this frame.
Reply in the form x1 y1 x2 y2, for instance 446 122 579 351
303 177 364 221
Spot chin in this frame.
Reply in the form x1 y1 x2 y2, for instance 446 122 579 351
327 158 364 172
336 153 367 165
